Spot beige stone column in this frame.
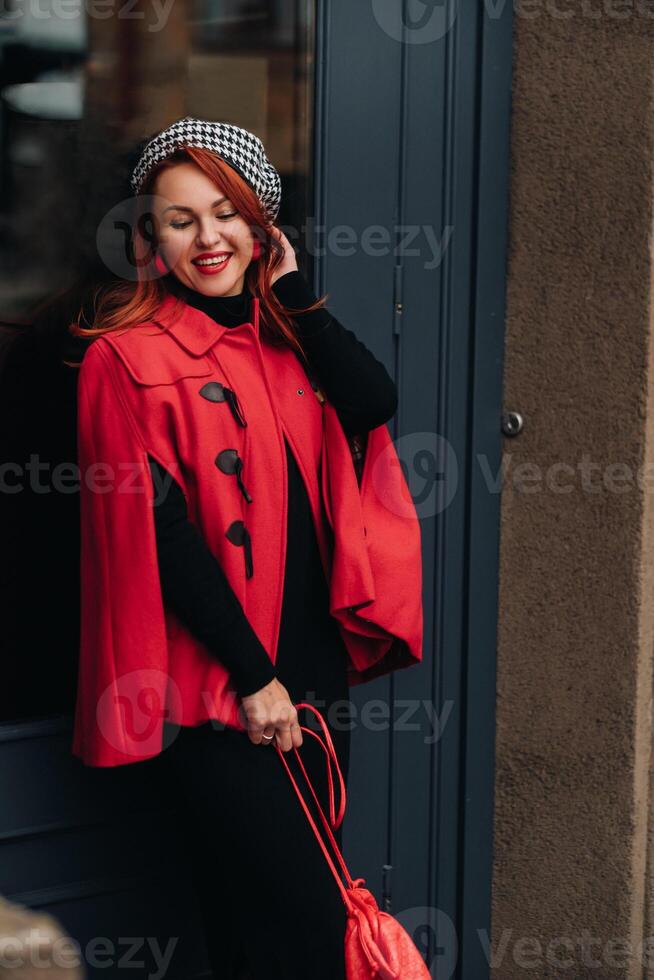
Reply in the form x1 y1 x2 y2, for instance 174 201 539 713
491 4 654 977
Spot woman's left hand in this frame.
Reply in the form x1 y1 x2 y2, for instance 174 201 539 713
270 226 299 284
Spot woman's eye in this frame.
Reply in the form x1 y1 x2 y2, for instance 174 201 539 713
169 212 237 230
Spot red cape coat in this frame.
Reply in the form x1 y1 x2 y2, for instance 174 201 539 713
72 293 424 766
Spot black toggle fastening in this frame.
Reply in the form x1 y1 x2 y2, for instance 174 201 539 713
225 520 253 578
224 387 247 427
199 381 248 427
199 381 225 402
215 448 253 503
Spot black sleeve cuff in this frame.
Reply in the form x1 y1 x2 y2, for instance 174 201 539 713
226 620 279 697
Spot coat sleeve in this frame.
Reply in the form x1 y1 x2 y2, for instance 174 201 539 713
321 400 424 685
71 340 171 767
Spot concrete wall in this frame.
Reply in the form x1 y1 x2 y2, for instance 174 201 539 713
492 5 654 977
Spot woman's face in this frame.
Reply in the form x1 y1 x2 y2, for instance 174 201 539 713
153 162 255 296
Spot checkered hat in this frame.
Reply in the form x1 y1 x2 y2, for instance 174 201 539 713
129 117 282 222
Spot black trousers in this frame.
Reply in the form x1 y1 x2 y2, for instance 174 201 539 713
160 611 353 980
159 443 354 978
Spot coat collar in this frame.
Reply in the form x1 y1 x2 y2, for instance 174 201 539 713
151 291 261 357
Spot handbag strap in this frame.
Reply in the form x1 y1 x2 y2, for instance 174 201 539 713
298 726 341 830
275 733 359 910
276 706 395 976
274 703 364 905
293 701 346 830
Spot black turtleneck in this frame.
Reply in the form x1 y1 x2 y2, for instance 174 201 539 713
148 270 397 700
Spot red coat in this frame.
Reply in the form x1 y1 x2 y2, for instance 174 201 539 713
72 293 424 766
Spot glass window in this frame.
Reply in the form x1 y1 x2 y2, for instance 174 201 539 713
0 0 316 723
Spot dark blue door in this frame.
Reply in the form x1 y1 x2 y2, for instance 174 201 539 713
0 2 512 978
312 3 512 978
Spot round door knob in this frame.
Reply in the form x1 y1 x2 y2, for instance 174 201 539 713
501 411 523 437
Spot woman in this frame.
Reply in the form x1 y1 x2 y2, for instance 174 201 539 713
69 118 424 979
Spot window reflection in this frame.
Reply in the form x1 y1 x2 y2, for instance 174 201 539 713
0 0 316 724
0 0 315 319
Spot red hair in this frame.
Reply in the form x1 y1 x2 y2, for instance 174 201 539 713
65 146 327 368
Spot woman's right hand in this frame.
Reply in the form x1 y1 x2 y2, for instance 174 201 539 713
239 677 304 752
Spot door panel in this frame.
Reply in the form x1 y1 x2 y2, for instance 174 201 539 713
313 0 405 906
314 2 511 977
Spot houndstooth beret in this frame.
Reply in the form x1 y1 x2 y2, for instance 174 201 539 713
129 117 282 222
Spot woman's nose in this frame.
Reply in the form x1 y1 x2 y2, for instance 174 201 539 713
195 220 222 248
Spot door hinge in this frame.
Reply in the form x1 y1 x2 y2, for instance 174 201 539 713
393 266 403 336
382 863 393 912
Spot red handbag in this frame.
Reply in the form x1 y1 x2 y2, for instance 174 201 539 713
275 702 432 979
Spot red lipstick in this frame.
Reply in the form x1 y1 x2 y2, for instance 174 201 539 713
192 251 233 276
